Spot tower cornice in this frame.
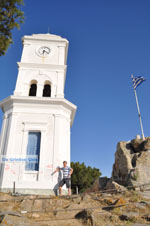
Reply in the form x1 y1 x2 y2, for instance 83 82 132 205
22 34 69 44
0 96 77 126
17 62 67 71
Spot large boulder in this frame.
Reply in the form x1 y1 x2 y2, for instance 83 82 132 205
112 136 150 189
112 141 133 186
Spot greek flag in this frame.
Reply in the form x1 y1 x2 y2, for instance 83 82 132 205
131 75 146 90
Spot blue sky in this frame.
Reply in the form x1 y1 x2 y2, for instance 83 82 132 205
1 0 150 177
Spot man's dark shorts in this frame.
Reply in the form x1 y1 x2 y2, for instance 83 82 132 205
59 178 71 188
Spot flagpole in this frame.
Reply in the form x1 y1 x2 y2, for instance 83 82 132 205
131 75 145 140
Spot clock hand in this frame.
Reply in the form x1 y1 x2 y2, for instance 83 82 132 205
43 49 49 55
43 49 47 55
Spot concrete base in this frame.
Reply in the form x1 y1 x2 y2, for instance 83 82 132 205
0 188 68 196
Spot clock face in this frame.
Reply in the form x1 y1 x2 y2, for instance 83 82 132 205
38 46 51 56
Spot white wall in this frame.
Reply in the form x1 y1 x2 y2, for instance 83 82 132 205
0 97 73 194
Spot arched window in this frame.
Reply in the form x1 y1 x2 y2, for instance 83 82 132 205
29 81 37 96
43 84 51 97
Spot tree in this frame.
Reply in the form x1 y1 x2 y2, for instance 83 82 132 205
71 162 101 194
0 0 24 56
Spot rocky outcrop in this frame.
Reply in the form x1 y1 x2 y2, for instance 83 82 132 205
112 136 150 189
88 177 109 192
104 180 127 193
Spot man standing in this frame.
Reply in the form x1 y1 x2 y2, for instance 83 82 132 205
53 161 73 196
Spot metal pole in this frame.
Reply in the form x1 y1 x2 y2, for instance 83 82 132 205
12 181 16 196
133 88 145 140
76 186 78 195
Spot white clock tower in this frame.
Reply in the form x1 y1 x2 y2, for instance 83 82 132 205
0 33 77 195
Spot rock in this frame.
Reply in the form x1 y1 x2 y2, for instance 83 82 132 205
112 137 150 189
103 198 114 205
131 153 139 167
131 138 143 153
75 209 93 219
88 178 100 192
102 197 126 211
31 213 41 218
131 137 150 153
134 202 147 210
81 194 91 202
105 180 127 193
127 151 150 190
0 192 13 201
112 141 133 186
72 196 82 204
92 177 109 192
138 192 150 199
0 214 37 226
113 197 126 206
139 137 150 151
99 177 109 190
101 193 112 197
143 214 150 221
20 199 34 211
32 199 43 211
133 224 150 226
140 201 150 206
0 211 21 217
75 209 94 226
120 212 139 221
